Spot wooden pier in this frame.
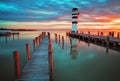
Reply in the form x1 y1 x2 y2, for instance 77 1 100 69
15 32 53 81
67 32 120 46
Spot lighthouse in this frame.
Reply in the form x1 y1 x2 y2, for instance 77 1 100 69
72 8 79 33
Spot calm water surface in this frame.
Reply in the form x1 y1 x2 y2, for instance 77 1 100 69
0 31 41 81
52 31 120 81
0 30 120 81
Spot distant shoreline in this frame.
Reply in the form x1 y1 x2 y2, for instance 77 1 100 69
0 28 120 31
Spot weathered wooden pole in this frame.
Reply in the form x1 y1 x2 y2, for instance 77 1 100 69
38 35 41 45
26 43 31 60
62 36 64 44
106 36 109 45
55 33 57 43
33 39 36 51
35 37 38 47
13 50 21 78
37 37 40 46
48 32 50 40
98 31 99 36
117 32 119 38
58 35 60 45
48 39 54 80
44 32 46 36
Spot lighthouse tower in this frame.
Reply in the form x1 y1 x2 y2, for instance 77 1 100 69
72 8 79 33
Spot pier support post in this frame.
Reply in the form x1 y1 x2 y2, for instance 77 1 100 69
33 39 36 51
48 32 50 39
35 37 38 47
13 50 21 78
48 39 54 80
55 33 57 43
26 43 31 60
117 32 119 38
106 36 109 46
62 36 64 49
62 36 64 44
38 35 41 45
59 35 60 45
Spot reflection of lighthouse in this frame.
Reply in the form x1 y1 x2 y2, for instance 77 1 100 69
72 8 79 33
70 38 78 59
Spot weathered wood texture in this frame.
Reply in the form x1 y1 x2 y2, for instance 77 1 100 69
16 36 49 81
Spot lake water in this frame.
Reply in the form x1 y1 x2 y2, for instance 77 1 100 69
0 30 120 81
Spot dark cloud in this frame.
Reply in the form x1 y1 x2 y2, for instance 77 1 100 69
0 0 120 22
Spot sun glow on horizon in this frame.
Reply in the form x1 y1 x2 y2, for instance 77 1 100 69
0 18 120 29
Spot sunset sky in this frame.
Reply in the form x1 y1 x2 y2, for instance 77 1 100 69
0 0 120 29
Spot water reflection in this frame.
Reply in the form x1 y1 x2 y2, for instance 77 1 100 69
54 31 120 81
106 46 109 54
70 38 78 59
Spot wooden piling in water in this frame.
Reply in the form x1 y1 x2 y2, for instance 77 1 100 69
26 43 31 60
62 36 64 44
117 32 120 38
38 35 41 45
33 39 36 51
13 50 21 78
35 37 38 47
55 33 57 43
48 39 54 80
48 32 50 39
58 35 60 45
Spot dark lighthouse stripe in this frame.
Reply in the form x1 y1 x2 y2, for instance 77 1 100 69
72 8 79 32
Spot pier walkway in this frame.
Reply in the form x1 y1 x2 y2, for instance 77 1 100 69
16 36 50 81
68 32 120 46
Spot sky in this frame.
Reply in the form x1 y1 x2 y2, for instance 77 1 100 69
0 0 120 29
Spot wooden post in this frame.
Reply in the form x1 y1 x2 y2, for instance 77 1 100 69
62 36 64 49
37 37 40 46
62 36 64 44
48 32 50 39
59 35 60 45
106 36 109 45
13 50 20 78
44 32 46 36
35 37 38 47
33 39 36 51
98 31 99 36
55 33 57 43
48 39 54 80
38 35 41 45
26 43 31 60
117 32 119 38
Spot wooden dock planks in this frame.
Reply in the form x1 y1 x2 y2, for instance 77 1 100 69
16 36 50 81
69 33 120 43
